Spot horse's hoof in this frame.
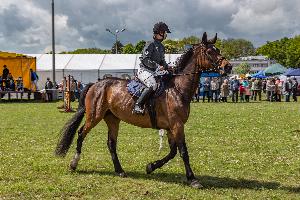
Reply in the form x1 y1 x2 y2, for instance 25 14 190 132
69 162 77 171
117 172 127 178
146 163 153 174
189 179 203 189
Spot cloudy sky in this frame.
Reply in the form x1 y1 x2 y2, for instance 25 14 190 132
0 0 299 53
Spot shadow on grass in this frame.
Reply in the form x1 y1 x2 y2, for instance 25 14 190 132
76 169 300 193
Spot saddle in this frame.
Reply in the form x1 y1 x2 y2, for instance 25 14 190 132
127 75 170 129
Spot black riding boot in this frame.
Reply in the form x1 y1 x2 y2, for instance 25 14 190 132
133 87 153 114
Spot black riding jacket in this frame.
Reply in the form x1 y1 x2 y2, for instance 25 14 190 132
139 39 168 71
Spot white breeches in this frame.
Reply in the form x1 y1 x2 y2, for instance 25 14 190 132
137 68 157 90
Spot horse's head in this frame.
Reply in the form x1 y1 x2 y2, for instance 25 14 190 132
193 32 232 76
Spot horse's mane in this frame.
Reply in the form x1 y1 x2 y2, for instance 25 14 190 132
174 48 194 72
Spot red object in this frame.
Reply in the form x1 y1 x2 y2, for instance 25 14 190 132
239 85 245 93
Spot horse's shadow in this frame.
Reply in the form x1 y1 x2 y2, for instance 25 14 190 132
76 170 300 193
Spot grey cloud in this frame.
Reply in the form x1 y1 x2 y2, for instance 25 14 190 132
0 4 33 37
1 0 300 53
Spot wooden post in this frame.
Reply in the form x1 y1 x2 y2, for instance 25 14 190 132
64 75 73 112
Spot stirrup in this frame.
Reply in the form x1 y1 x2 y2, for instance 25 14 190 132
132 104 144 114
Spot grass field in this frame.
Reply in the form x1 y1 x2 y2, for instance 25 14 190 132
0 100 300 199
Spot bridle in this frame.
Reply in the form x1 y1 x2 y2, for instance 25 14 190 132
172 43 225 76
172 43 225 103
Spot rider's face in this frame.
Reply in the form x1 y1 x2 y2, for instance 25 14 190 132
157 31 167 40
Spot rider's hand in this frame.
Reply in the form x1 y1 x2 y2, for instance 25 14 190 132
159 65 165 71
168 66 175 72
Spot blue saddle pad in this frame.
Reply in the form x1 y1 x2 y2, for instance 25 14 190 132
127 80 146 97
127 79 166 98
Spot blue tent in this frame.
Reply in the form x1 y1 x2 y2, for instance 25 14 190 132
283 68 295 75
285 68 300 76
250 70 267 78
201 72 220 77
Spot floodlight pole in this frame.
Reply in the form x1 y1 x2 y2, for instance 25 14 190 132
52 0 56 85
106 28 126 54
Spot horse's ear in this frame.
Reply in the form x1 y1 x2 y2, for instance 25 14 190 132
202 32 207 44
210 33 217 44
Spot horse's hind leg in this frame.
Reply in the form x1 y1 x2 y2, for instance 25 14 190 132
69 121 93 171
146 130 177 174
104 113 126 177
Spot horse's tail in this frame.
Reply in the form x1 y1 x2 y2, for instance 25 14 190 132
55 83 94 157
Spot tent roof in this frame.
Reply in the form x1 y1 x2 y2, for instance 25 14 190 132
250 70 266 78
0 51 34 58
100 54 138 70
263 63 287 75
285 68 300 76
25 53 183 71
65 54 105 70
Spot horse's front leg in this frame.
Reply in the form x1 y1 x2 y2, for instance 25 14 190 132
146 130 177 174
172 123 203 188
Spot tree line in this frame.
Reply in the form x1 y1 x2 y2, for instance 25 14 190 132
61 35 300 68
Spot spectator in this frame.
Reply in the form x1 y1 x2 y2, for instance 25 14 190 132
230 76 240 103
9 79 15 91
30 69 39 91
6 73 14 90
220 79 229 102
245 85 251 102
75 81 83 101
262 79 267 93
266 78 276 102
239 83 245 102
45 77 54 101
0 75 2 90
253 78 262 101
250 78 255 100
242 79 250 102
292 78 298 102
202 77 211 102
194 83 201 102
70 77 76 102
210 77 219 102
275 78 282 102
2 65 9 80
16 77 24 91
284 78 292 102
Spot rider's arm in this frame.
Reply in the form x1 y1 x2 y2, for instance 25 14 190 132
141 43 160 70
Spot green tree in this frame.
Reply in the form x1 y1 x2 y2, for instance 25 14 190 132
111 41 124 54
60 48 111 54
286 36 300 67
135 40 146 53
122 43 136 54
233 62 251 75
257 36 300 68
163 39 179 53
219 39 255 59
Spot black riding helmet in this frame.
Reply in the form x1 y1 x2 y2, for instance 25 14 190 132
153 22 171 34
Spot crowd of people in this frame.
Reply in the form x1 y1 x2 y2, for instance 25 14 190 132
55 76 83 102
195 76 299 103
0 65 24 92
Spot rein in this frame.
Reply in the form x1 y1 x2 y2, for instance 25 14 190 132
171 43 222 102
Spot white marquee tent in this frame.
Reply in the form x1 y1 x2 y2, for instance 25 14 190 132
25 54 182 89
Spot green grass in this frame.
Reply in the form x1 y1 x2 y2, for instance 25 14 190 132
0 100 300 199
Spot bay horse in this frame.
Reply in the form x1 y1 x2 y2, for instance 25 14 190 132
55 32 232 188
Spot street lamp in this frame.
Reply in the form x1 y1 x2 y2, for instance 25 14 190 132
51 0 56 85
106 28 126 54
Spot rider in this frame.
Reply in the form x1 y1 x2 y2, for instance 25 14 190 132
133 22 171 114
